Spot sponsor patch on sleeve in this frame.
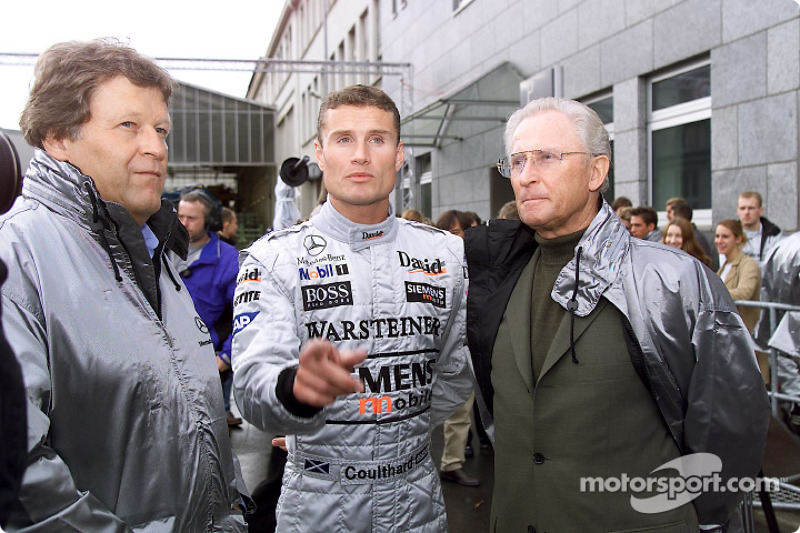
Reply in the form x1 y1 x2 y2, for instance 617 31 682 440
233 311 260 336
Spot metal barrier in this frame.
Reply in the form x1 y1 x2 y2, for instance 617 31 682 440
733 299 800 524
733 300 800 417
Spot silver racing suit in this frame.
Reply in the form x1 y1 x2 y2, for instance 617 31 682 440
232 202 472 533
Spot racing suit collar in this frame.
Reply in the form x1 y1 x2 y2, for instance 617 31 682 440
314 201 398 251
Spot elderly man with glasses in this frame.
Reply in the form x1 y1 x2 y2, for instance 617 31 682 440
464 97 769 532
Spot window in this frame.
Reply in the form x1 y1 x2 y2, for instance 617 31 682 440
584 94 615 200
648 63 711 224
420 172 432 219
347 26 356 87
302 90 309 142
359 9 369 62
402 153 432 218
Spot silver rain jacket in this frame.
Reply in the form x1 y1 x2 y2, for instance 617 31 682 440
554 201 770 531
466 199 770 531
232 202 472 533
755 231 800 360
0 150 248 532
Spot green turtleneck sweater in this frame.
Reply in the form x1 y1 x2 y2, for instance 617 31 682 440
530 230 584 381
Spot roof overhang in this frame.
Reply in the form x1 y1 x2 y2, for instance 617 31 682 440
401 62 523 148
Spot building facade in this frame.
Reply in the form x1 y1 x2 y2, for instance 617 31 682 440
253 0 800 230
247 0 387 216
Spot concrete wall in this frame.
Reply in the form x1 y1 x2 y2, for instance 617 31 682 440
251 0 379 217
255 0 800 228
380 0 800 229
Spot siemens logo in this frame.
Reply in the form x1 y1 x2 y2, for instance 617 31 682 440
301 281 353 311
358 360 435 393
405 281 446 308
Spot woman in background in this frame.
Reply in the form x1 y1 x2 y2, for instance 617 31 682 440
715 219 761 333
662 217 712 267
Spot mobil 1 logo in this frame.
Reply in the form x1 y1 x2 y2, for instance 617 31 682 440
302 281 353 311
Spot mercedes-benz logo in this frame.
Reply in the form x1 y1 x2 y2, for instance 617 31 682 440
304 234 327 256
195 316 209 334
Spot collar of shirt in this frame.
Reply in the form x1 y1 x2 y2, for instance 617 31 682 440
141 223 159 258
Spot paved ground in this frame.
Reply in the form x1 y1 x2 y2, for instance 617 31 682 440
230 405 800 533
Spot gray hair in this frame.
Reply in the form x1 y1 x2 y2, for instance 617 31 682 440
503 97 612 192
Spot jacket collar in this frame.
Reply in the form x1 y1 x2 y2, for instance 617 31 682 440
759 216 781 237
467 196 629 318
192 231 222 266
550 197 631 317
23 149 187 258
313 201 398 251
723 251 745 269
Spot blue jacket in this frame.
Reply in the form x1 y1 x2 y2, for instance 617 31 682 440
181 231 239 364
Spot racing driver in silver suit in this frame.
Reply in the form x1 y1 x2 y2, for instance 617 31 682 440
232 85 472 533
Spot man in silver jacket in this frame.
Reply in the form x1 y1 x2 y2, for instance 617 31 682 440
232 85 472 532
755 231 800 430
0 39 247 531
466 97 769 532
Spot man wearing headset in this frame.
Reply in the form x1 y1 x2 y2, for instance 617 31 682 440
176 190 242 426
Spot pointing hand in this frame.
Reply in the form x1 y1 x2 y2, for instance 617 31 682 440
293 339 366 407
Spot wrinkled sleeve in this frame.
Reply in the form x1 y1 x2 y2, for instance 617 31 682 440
428 240 473 428
231 250 327 437
682 276 770 528
1 294 130 532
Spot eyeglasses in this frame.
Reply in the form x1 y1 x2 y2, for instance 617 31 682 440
497 150 593 178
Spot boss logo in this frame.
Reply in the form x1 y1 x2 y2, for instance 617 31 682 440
301 281 353 311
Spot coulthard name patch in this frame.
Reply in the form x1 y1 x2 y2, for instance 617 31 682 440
341 447 429 485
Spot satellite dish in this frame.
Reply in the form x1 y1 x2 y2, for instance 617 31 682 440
279 155 310 187
0 131 23 215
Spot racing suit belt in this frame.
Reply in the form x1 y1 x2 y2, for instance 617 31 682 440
288 440 431 485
